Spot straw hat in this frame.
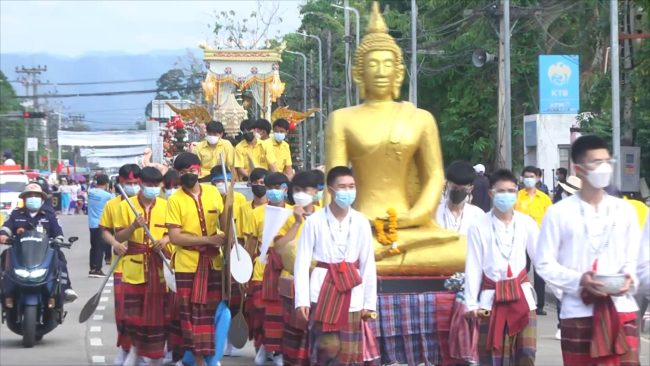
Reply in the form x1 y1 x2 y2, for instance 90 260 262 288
19 183 47 199
559 176 582 195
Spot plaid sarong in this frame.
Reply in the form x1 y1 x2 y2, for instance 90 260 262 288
175 269 222 356
313 261 362 332
581 292 633 362
124 243 167 326
561 313 639 366
261 296 284 352
186 245 220 305
113 272 132 351
167 291 184 362
375 292 449 366
262 248 282 301
481 270 531 353
477 309 536 366
310 305 380 366
282 292 310 366
246 281 264 347
122 282 168 358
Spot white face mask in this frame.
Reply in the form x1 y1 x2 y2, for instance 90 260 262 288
293 191 313 207
206 135 219 145
583 162 612 189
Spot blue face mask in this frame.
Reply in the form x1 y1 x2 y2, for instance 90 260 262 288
123 184 140 197
314 190 323 203
143 186 160 200
334 189 356 209
25 197 43 211
164 188 177 199
266 189 285 204
522 177 537 188
273 132 286 142
493 192 517 213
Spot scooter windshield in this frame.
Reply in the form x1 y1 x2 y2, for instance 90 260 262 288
15 231 49 269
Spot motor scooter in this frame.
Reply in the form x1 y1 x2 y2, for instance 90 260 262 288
0 228 77 347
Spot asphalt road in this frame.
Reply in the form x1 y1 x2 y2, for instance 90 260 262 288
0 214 647 366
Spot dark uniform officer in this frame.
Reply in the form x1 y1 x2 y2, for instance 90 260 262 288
0 183 77 302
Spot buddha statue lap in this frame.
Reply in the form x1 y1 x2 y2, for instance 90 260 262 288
324 2 465 276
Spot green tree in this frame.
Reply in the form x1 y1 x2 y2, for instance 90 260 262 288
0 70 24 165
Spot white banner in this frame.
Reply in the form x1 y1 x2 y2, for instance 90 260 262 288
80 146 147 157
27 138 38 152
86 156 139 168
259 205 292 264
58 130 151 147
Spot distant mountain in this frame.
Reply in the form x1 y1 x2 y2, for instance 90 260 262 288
0 49 201 130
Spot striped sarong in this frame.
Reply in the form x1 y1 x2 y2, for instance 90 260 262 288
167 291 184 362
113 272 131 351
261 296 283 352
246 281 264 347
281 275 309 366
310 308 380 366
477 310 536 366
560 313 639 366
122 281 168 359
175 269 222 356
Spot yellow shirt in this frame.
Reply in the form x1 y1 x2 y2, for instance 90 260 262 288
195 139 235 178
232 191 248 238
267 139 292 174
114 196 169 284
234 140 276 172
515 189 552 227
99 196 124 273
166 185 224 273
624 197 649 228
276 205 321 275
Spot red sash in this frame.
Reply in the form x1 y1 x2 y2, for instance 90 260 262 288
262 248 282 301
581 291 631 363
125 242 165 325
312 261 362 331
480 269 530 352
186 245 220 304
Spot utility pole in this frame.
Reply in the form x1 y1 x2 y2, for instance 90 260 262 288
610 0 621 186
309 50 317 168
285 50 308 167
410 0 418 105
15 65 47 170
327 30 333 116
343 0 351 107
331 3 360 104
496 1 512 170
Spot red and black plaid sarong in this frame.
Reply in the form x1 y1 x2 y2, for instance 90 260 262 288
113 272 131 351
262 248 282 301
175 268 222 356
280 275 309 366
121 243 169 359
313 261 362 332
561 312 639 366
481 269 531 353
246 281 264 347
260 248 284 352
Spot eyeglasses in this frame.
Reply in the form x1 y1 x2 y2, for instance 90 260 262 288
491 188 518 194
579 158 616 170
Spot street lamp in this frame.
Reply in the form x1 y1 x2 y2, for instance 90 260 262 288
284 50 309 168
331 3 360 105
289 31 323 167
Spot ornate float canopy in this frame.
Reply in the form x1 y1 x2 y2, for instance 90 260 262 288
201 44 285 122
214 93 248 136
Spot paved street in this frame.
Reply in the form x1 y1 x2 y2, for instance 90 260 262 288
0 214 648 365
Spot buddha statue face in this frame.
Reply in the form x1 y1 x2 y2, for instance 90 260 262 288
361 50 404 101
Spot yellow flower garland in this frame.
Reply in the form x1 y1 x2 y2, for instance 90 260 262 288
374 208 400 254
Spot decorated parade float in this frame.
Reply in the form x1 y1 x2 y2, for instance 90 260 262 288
320 3 466 365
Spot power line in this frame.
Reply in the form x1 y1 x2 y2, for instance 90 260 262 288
10 77 158 86
13 87 185 99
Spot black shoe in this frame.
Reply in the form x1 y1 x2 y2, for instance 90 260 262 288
88 270 106 278
536 309 547 316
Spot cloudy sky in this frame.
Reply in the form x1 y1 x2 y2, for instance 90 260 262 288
1 0 304 56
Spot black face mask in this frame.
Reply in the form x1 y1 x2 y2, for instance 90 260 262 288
251 185 267 198
448 189 468 204
180 173 198 189
243 131 255 142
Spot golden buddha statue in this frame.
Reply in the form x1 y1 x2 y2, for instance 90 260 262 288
325 1 465 276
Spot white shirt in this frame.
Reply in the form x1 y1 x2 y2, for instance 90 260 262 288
294 206 377 312
638 212 650 297
464 211 539 312
435 200 485 235
535 194 640 319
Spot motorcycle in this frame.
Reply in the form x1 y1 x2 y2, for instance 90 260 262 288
0 229 77 347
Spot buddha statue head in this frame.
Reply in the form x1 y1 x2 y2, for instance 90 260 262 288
352 2 405 101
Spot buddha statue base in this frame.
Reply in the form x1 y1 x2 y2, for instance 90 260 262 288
373 223 466 276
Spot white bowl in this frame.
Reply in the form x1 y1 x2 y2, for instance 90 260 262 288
593 273 627 295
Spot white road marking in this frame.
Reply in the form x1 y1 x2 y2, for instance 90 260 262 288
90 326 102 332
93 314 104 321
89 337 103 346
96 305 106 311
105 282 113 287
102 289 111 294
91 355 106 364
99 296 108 302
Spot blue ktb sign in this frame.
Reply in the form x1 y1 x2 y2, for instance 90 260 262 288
539 55 579 114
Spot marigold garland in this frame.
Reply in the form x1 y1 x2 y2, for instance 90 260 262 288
374 208 400 254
